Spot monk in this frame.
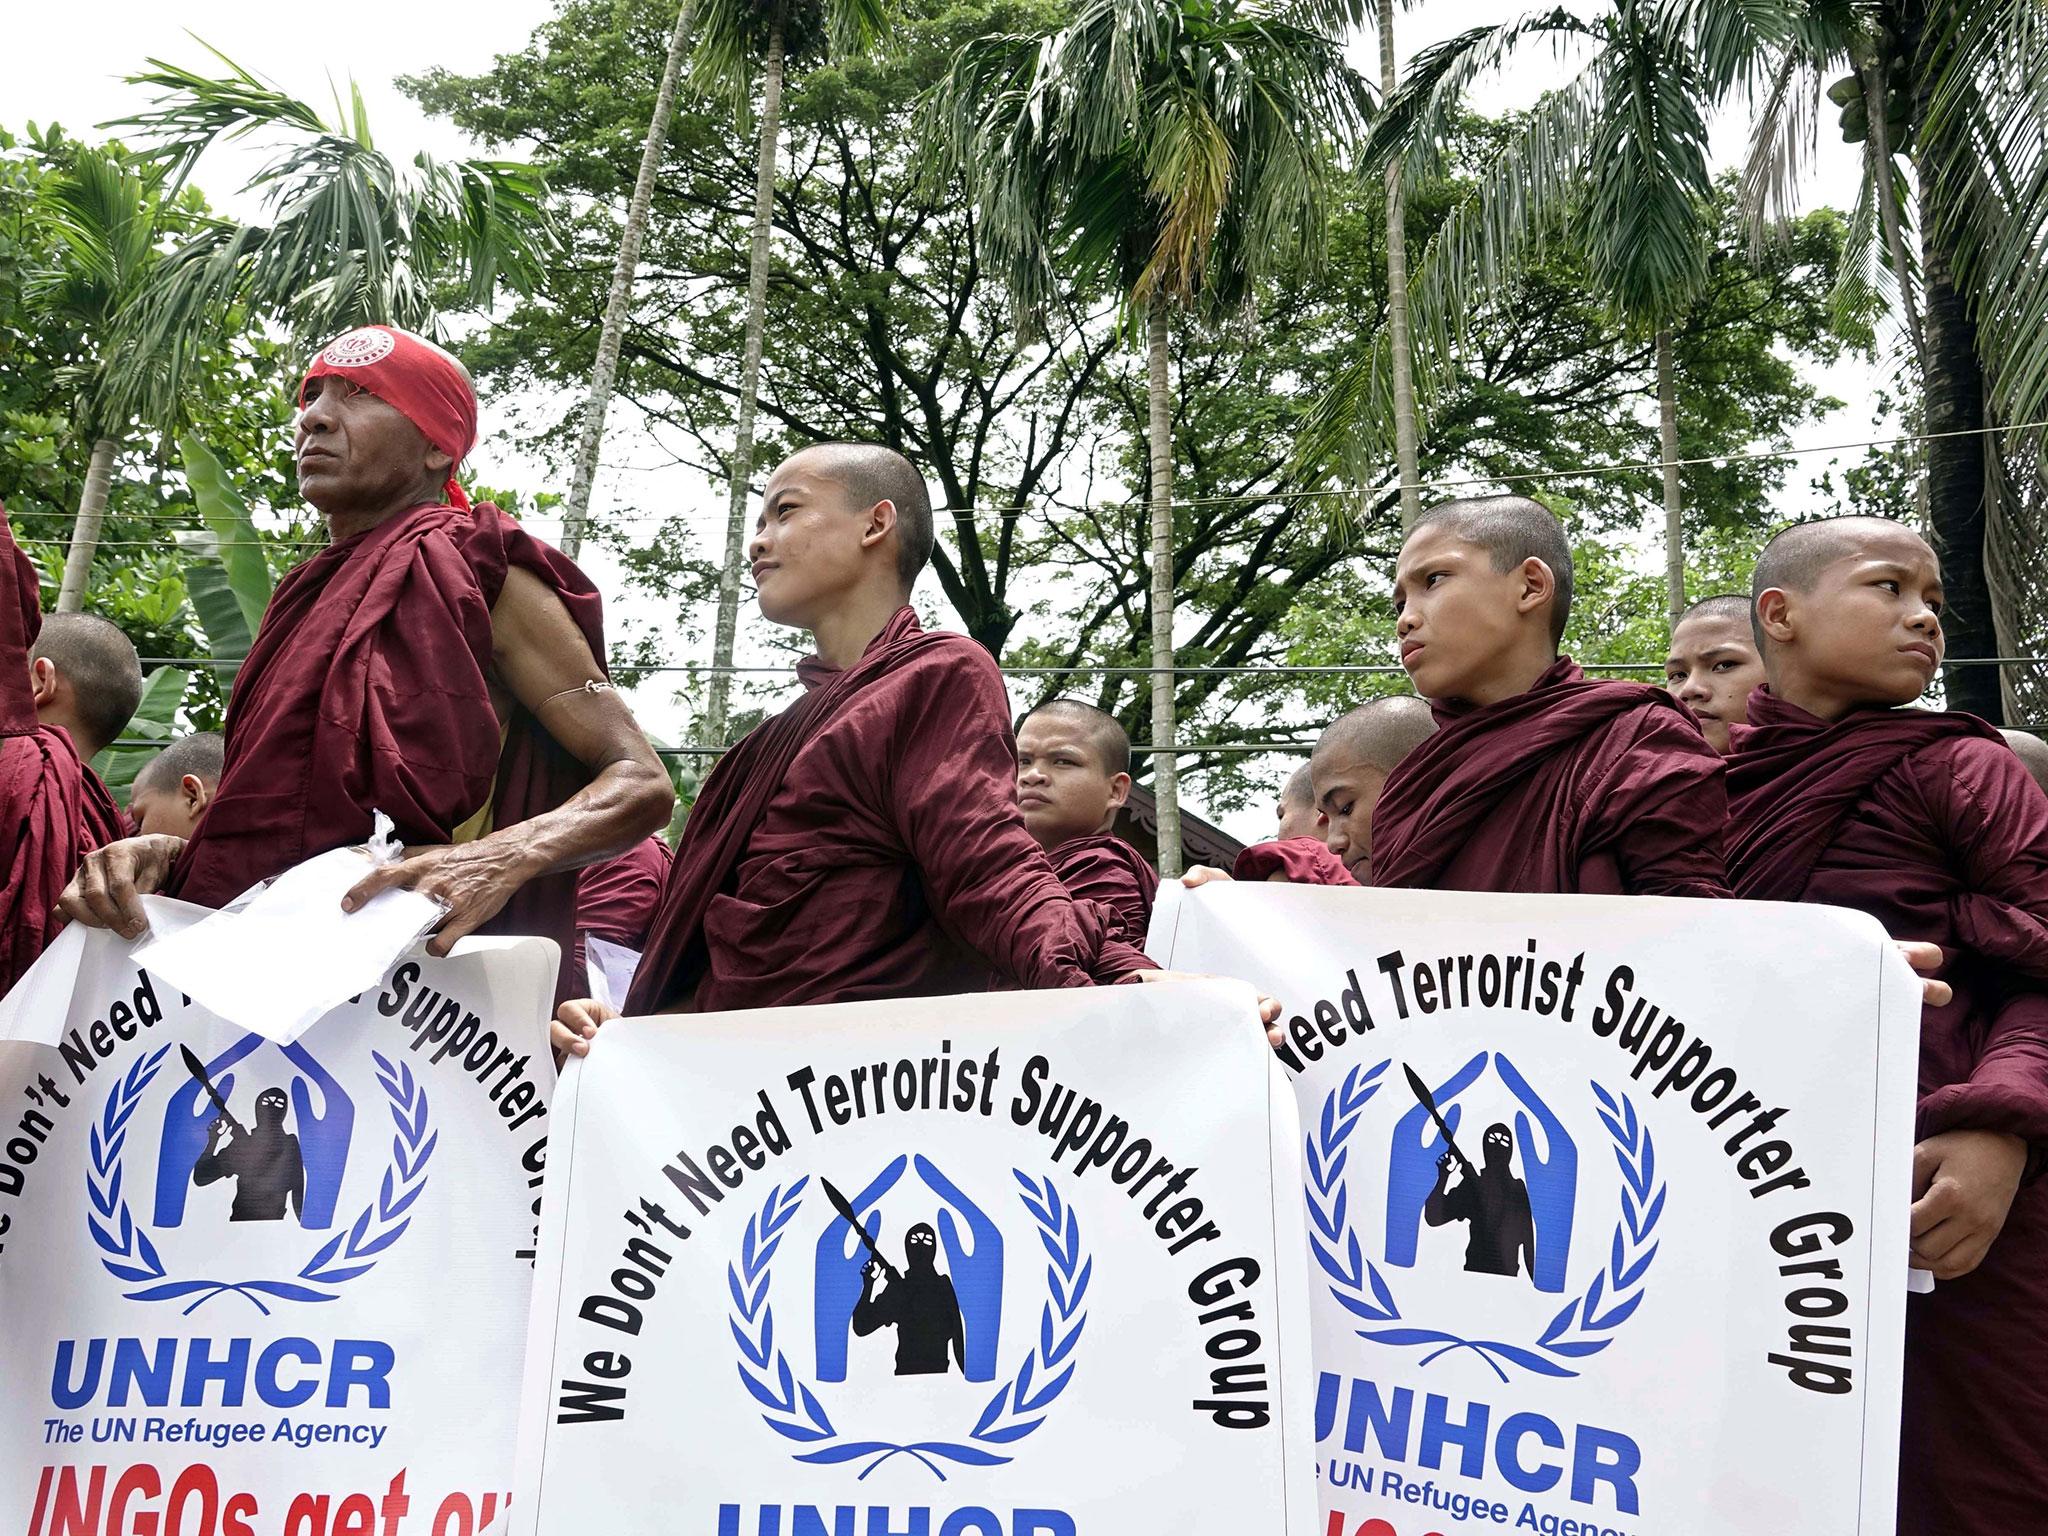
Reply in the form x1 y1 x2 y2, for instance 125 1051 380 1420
1664 593 1766 754
555 443 1177 1054
575 833 672 1001
1275 763 1324 841
2002 729 2048 795
1367 495 1729 896
58 326 674 1001
1725 516 2048 1534
0 517 140 988
128 732 224 840
1015 698 1159 941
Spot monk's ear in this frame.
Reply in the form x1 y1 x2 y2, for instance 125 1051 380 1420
1514 557 1556 622
28 656 58 709
857 497 899 556
181 774 210 813
424 443 453 478
1755 587 1796 647
1107 771 1131 811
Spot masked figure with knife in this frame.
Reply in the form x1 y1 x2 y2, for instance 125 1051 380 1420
851 1221 965 1377
1425 1123 1536 1282
192 1084 306 1223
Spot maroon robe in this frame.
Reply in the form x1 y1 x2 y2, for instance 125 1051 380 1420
1048 832 1159 943
167 502 604 1002
1369 656 1728 896
627 608 1153 1014
1235 836 1359 886
1728 690 2048 1534
0 523 125 991
573 833 671 981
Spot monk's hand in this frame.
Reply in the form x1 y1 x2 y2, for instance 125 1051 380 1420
1118 968 1284 1031
340 840 532 955
1897 940 1952 1007
552 997 618 1059
55 835 186 940
1909 1129 2028 1280
1181 865 1234 887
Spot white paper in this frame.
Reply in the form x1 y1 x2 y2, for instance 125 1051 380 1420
134 846 442 1043
0 898 212 1044
583 932 643 1012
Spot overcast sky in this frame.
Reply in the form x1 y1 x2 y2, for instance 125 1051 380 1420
9 2 1885 841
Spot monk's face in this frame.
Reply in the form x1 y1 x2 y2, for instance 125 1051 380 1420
1016 715 1127 850
1393 526 1545 704
295 377 449 521
129 772 213 840
1276 797 1326 842
1762 527 1944 712
1664 613 1764 753
750 451 889 629
1311 744 1388 879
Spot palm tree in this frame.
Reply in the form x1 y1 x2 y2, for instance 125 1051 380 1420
560 0 702 561
1351 1 1791 628
1374 0 1423 527
29 145 180 612
113 45 556 364
933 0 1369 874
694 0 890 750
1740 0 2048 722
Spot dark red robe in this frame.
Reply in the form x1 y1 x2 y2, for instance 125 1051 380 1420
1234 836 1359 886
1368 656 1728 896
573 833 671 981
627 608 1153 1014
0 523 126 991
166 502 604 1001
1728 690 2048 1534
1048 832 1159 943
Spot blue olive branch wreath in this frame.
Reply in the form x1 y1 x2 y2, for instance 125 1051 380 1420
88 1047 434 1313
1306 1062 1663 1383
729 1169 1089 1479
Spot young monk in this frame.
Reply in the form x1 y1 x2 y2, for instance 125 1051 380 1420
0 516 142 989
128 732 224 840
1275 763 1324 841
2002 729 2048 795
58 326 674 1002
557 444 1168 1053
1725 515 2048 1533
1015 698 1159 941
1368 495 1728 895
1664 593 1766 754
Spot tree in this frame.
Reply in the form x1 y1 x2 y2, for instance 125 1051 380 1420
1340 0 1793 627
932 0 1369 872
1372 0 1422 526
560 0 701 560
112 45 557 357
692 0 890 748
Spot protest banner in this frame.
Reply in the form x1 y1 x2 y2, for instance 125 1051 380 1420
1146 883 1919 1536
508 980 1316 1536
0 908 556 1536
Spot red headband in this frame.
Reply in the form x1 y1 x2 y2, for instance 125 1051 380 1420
300 326 479 511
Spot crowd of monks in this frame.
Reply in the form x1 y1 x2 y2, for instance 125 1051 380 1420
3 323 2044 1534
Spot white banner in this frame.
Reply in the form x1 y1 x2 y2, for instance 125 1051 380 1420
1147 883 1918 1536
510 981 1317 1536
0 911 555 1536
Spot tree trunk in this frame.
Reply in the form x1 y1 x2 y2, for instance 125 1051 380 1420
704 4 788 750
57 435 118 614
1379 0 1422 528
1921 211 2004 721
1859 50 1925 376
559 0 699 561
1146 291 1182 877
1656 330 1684 630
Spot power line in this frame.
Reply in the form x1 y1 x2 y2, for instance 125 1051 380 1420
129 654 2048 673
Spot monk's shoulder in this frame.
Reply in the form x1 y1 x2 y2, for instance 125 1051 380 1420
885 631 1009 712
1912 731 2045 827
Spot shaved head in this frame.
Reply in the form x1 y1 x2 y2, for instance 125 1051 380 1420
1411 495 1575 645
1280 761 1315 812
1750 517 1934 647
2004 730 2048 795
1311 695 1439 775
799 442 934 592
30 613 142 754
134 731 225 797
1677 593 1752 629
1019 698 1130 775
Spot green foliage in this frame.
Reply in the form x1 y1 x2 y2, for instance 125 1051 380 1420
91 663 187 796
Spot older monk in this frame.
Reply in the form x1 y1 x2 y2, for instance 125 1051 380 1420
59 326 673 1000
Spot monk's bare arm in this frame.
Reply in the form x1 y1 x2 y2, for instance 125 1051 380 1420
344 565 674 953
